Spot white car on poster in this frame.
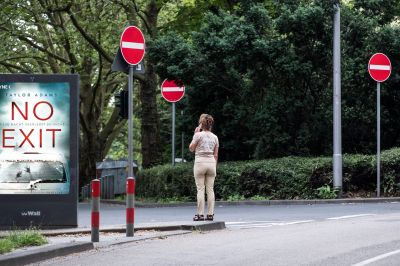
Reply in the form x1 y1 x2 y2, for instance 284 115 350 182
0 152 70 194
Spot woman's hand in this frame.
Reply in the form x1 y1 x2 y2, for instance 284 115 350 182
194 126 201 133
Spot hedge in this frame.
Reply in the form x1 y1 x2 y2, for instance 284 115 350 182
136 148 400 200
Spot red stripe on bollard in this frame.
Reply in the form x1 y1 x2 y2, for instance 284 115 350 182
126 208 134 223
127 178 135 194
92 179 100 197
126 177 135 237
91 179 100 242
92 212 100 228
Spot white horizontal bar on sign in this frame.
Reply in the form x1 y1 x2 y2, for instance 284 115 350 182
369 64 391 70
163 87 184 92
121 41 144 49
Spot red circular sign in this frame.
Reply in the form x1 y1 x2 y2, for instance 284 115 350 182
120 26 145 65
161 79 185 103
368 53 391 82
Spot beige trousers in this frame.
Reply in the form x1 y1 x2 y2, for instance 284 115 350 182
194 161 216 216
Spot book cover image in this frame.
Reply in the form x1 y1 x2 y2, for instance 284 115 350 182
0 82 70 194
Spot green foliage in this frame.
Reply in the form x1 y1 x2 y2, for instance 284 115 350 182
316 185 338 199
0 239 14 254
151 0 400 164
383 171 396 195
250 195 270 201
0 230 47 255
136 163 197 201
137 148 400 201
7 230 47 247
157 196 192 203
226 194 246 201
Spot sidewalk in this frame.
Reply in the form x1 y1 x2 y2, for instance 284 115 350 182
0 221 225 266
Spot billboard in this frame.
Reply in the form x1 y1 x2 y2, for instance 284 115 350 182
0 74 79 228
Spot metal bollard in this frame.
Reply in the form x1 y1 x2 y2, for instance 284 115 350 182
126 177 135 237
91 179 100 242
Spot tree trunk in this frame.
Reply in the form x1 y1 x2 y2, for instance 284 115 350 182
139 0 161 168
79 131 105 186
140 63 161 168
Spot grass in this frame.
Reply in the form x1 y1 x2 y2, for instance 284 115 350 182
0 230 47 255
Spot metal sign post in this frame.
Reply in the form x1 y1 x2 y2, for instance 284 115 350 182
161 79 185 166
181 110 184 163
368 53 391 197
117 25 146 237
172 102 176 166
128 65 134 178
377 82 381 197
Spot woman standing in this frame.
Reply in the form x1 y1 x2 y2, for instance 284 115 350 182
189 114 219 221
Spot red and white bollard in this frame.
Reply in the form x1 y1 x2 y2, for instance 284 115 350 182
126 177 135 237
91 179 100 242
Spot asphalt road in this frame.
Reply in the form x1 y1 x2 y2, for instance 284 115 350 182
77 201 400 227
34 202 400 266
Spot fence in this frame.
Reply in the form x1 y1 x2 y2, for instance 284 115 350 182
81 175 119 200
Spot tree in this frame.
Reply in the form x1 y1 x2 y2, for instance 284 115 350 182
0 1 131 185
151 0 400 161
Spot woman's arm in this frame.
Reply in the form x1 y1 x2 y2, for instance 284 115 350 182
189 126 201 153
189 142 197 152
213 145 219 162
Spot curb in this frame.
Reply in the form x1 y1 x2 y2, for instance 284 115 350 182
101 197 400 208
0 242 93 266
38 221 226 236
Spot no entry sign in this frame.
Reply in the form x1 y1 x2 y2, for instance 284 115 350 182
368 53 391 82
120 26 145 65
161 79 185 103
368 53 392 197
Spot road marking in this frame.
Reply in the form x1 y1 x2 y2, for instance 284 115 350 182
351 249 400 266
369 64 391 70
226 220 314 229
226 221 279 225
327 214 375 220
274 220 314 225
230 224 274 229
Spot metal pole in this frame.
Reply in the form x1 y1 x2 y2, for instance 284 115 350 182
128 65 134 177
377 82 381 197
333 1 342 197
172 102 176 166
182 132 184 163
181 110 184 163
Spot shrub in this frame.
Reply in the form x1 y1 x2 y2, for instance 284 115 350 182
136 148 400 201
316 185 338 199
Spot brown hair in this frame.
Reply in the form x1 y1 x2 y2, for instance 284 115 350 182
199 114 214 131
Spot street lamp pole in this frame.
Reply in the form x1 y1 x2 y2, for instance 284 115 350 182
333 0 343 197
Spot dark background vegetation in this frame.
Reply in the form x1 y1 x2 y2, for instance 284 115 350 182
151 0 400 162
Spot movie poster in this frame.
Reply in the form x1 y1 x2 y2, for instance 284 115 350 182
0 82 70 194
